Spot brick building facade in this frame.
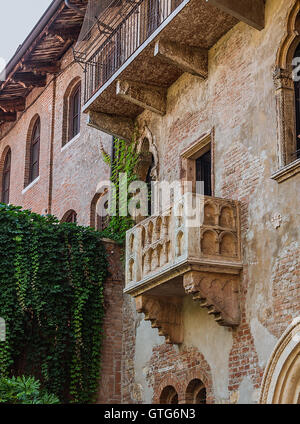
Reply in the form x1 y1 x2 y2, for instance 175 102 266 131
0 0 299 404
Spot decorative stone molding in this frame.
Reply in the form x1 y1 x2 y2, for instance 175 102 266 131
260 317 300 404
271 157 300 183
183 271 240 327
135 294 183 344
136 125 159 181
125 194 242 341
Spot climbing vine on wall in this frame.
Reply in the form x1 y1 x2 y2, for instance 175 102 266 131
100 135 139 243
0 204 108 403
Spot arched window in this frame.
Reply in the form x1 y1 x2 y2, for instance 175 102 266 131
61 210 77 223
1 148 11 204
294 43 300 160
29 119 40 184
185 379 206 404
159 385 178 404
69 82 81 141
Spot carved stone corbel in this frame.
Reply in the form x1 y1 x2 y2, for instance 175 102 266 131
183 271 240 327
135 295 183 344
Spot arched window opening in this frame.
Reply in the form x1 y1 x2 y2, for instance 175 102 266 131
159 385 178 404
69 82 81 141
61 210 77 224
185 379 207 404
294 42 300 160
1 148 11 204
29 119 40 184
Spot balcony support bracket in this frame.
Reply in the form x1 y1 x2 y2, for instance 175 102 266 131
183 270 240 327
116 80 167 116
87 110 134 141
135 294 183 344
154 40 208 79
206 0 264 31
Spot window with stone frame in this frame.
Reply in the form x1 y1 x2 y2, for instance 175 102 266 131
272 3 300 182
181 132 214 196
61 210 77 223
1 148 11 204
29 118 40 184
69 82 81 141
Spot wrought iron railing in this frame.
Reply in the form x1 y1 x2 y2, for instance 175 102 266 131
83 0 184 103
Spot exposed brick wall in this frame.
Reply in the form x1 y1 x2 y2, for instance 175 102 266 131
97 240 125 404
264 242 300 339
147 345 214 404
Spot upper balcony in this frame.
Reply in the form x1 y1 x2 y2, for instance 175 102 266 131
80 0 265 138
125 193 242 344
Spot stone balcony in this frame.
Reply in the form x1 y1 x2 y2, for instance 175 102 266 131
125 194 243 344
83 0 265 139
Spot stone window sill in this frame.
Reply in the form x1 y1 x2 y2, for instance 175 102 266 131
61 133 80 152
22 176 40 194
271 158 300 183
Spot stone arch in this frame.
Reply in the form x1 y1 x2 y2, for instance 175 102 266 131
260 318 300 404
136 125 159 181
204 201 217 226
24 114 40 188
62 76 81 146
219 232 237 257
276 1 300 70
159 385 178 404
219 205 235 229
185 378 206 404
154 374 183 404
273 1 300 167
61 209 77 223
201 229 218 255
90 188 109 230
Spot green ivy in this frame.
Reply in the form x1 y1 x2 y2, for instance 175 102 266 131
100 136 139 243
0 204 108 403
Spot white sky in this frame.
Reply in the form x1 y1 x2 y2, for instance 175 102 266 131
0 0 53 70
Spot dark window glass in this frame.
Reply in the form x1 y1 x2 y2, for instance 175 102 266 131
1 149 11 204
29 120 40 183
69 84 81 140
196 150 212 196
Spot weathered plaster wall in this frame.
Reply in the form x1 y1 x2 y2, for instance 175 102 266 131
126 0 299 404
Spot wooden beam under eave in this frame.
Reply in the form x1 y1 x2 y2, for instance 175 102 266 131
0 111 17 122
206 0 265 30
23 62 61 75
87 111 134 141
0 97 25 112
154 40 208 79
13 72 47 88
116 80 167 116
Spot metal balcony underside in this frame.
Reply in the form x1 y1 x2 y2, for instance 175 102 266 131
83 0 238 117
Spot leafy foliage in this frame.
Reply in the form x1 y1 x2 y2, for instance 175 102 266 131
100 136 139 243
0 204 108 403
0 375 59 404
